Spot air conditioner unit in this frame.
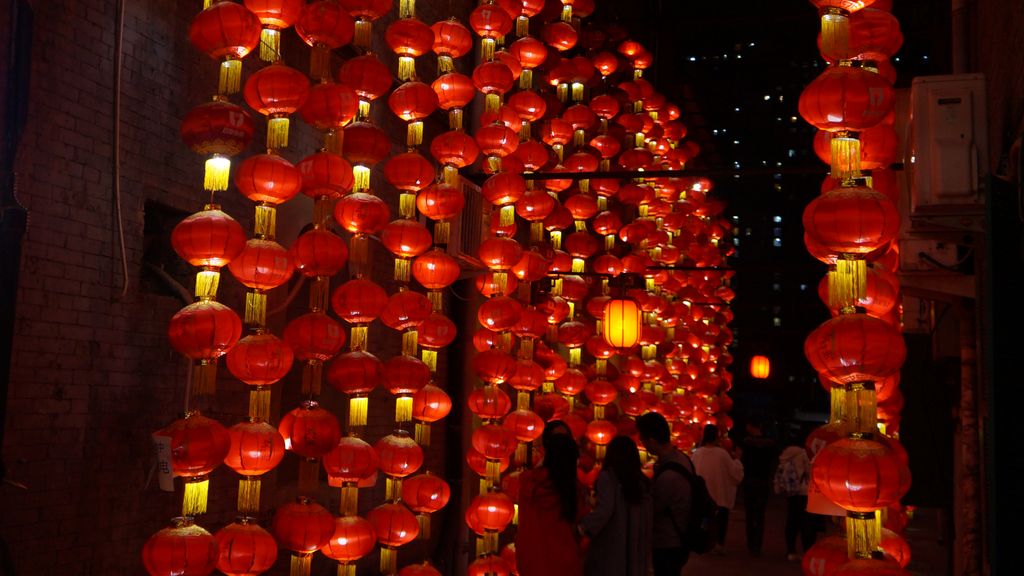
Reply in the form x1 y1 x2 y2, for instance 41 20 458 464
908 74 988 230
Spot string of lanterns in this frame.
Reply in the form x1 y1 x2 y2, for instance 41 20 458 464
799 1 914 574
144 1 737 575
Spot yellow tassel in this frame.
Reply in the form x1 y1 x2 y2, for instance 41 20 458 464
516 391 530 411
448 109 463 131
530 222 544 244
417 513 431 540
518 338 534 360
259 28 280 62
493 272 508 296
635 132 645 147
516 15 529 37
267 117 290 150
499 205 515 227
395 258 411 283
515 442 527 467
846 511 881 559
567 301 575 320
836 257 867 310
290 553 312 576
519 120 532 141
421 348 438 373
574 220 587 233
578 179 589 193
519 69 533 90
512 503 519 526
341 484 359 516
399 0 415 19
571 82 584 102
396 395 414 423
238 476 262 514
486 459 501 484
354 20 372 50
311 44 330 82
245 291 267 327
442 165 458 186
254 204 277 239
600 278 609 295
820 9 850 60
498 332 512 353
298 459 320 497
599 159 610 174
649 110 659 122
485 93 501 114
353 165 371 193
594 405 605 420
338 564 356 576
324 129 344 154
302 361 323 396
565 394 575 411
192 360 217 397
571 258 584 273
830 131 861 180
475 537 486 560
309 277 329 313
380 547 397 575
204 0 213 8
479 478 491 494
194 269 220 301
204 156 231 192
481 38 496 62
847 382 878 436
357 99 370 121
569 347 581 367
219 59 242 95
314 196 334 228
638 204 649 218
350 325 369 351
605 235 615 251
485 531 499 555
415 421 432 446
182 477 209 516
427 291 443 314
642 344 656 361
557 83 569 103
249 387 271 421
385 477 402 501
561 4 572 22
402 330 419 356
595 444 606 462
550 230 562 250
553 143 564 162
403 121 423 148
349 235 369 276
633 69 643 80
438 55 454 74
398 56 416 82
349 396 368 427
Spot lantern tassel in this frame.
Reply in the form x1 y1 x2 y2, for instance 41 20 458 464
309 277 329 313
594 405 605 419
194 269 220 301
438 55 454 74
219 59 242 95
427 291 443 313
561 4 572 22
400 192 417 220
298 459 320 498
485 459 501 484
571 82 584 102
515 442 527 467
353 165 371 193
402 330 419 356
398 56 416 82
245 291 268 327
519 69 533 90
254 204 277 239
846 511 881 559
193 360 217 397
338 564 356 576
421 348 438 372
249 387 271 421
595 444 606 462
349 235 369 277
499 205 515 227
557 83 569 103
485 94 501 114
310 45 330 82
385 477 402 501
237 476 262 514
395 258 411 283
396 396 413 423
530 222 544 244
512 503 519 525
569 347 581 367
341 484 359 516
835 258 867 311
380 546 397 575
830 131 861 180
417 513 431 539
301 361 323 396
349 396 368 428
350 325 369 351
204 156 231 192
550 230 562 250
290 553 312 576
484 531 499 555
449 109 463 131
267 117 290 150
518 337 533 360
182 477 209 517
399 0 415 19
820 9 850 60
434 221 451 245
516 15 529 37
259 28 280 62
354 20 372 50
517 391 530 410
414 422 431 446
481 38 496 62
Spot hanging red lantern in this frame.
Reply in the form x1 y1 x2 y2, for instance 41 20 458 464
376 432 425 479
382 219 433 259
180 99 255 193
299 83 359 148
142 518 218 576
383 354 431 396
473 349 518 385
235 153 303 205
272 498 336 573
384 152 436 192
295 0 355 79
542 21 577 52
229 238 294 290
381 289 432 331
171 207 246 269
368 502 420 573
430 130 481 172
188 1 261 96
213 520 278 576
323 435 379 485
224 420 286 506
297 152 355 199
412 384 453 422
432 18 473 73
279 400 342 459
413 249 461 290
337 54 394 102
466 491 515 537
799 63 893 132
284 312 345 361
244 0 304 61
322 515 377 570
478 237 524 270
386 18 435 81
331 278 388 325
812 437 911 512
226 331 295 386
167 300 242 372
158 412 231 517
290 228 348 278
242 62 310 149
333 192 390 234
468 386 513 421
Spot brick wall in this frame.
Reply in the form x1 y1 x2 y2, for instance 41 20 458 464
0 0 472 574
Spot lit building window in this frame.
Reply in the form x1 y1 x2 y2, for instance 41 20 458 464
773 237 782 247
772 216 782 223
772 283 781 292
773 317 782 327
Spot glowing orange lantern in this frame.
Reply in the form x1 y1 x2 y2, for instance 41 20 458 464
602 298 641 348
750 355 771 379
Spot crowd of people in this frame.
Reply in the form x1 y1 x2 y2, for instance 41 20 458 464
514 413 822 576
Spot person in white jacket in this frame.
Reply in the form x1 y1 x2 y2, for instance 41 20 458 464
691 424 744 552
776 437 817 560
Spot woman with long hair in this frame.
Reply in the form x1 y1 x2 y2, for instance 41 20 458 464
516 431 588 576
579 435 653 576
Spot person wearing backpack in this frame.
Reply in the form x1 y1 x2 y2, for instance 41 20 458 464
740 415 777 557
692 424 744 553
637 412 718 575
776 434 816 561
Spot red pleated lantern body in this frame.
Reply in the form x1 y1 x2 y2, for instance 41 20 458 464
225 420 286 476
172 207 246 269
801 535 849 576
160 412 231 480
468 386 512 420
296 0 355 78
188 1 261 95
236 153 303 205
799 64 894 132
272 499 336 554
338 54 393 101
503 409 544 442
142 519 218 576
299 82 359 134
180 99 255 158
242 62 310 149
279 400 342 458
213 521 278 576
284 312 345 361
298 151 355 198
402 473 451 514
413 250 461 290
168 300 243 360
383 354 430 396
382 219 433 259
465 492 515 534
805 312 905 384
334 192 390 234
384 152 436 192
227 331 294 385
375 432 425 478
412 384 453 422
321 516 377 563
471 423 517 461
331 278 388 324
323 435 379 483
290 228 348 278
229 239 294 290
812 437 911 512
430 130 480 168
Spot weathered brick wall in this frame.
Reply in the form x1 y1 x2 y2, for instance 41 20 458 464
1 0 472 574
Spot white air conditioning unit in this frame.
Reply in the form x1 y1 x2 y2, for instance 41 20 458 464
907 74 988 228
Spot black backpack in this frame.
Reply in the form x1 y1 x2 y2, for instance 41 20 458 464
654 459 719 554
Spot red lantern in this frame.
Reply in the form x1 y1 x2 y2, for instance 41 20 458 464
296 0 355 79
334 192 390 234
802 535 849 576
471 423 518 461
432 19 473 72
229 239 294 290
383 354 430 396
473 61 515 97
468 386 513 420
430 130 481 168
331 278 388 324
226 332 295 385
469 3 513 40
279 400 342 458
242 62 310 149
142 518 218 576
171 207 246 269
299 83 359 138
322 515 376 566
272 498 336 554
323 435 379 484
468 556 512 576
403 473 451 514
389 81 440 125
235 153 302 205
376 432 425 478
214 520 278 576
180 100 255 193
337 54 393 101
381 289 432 331
466 491 515 534
812 437 911 512
799 64 894 132
503 409 544 442
327 350 382 394
158 412 230 516
384 152 436 192
478 296 522 331
225 419 286 478
297 152 355 199
413 250 461 290
290 229 348 278
478 237 524 270
412 384 453 422
542 21 577 52
368 503 420 573
188 1 261 95
805 312 905 384
473 349 517 384
168 300 242 360
432 72 477 112
284 312 345 361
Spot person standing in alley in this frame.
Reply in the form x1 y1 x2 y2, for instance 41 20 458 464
692 424 744 553
637 412 693 576
740 415 777 557
775 432 816 560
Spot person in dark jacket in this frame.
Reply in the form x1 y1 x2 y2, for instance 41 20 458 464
637 412 693 576
740 416 778 557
